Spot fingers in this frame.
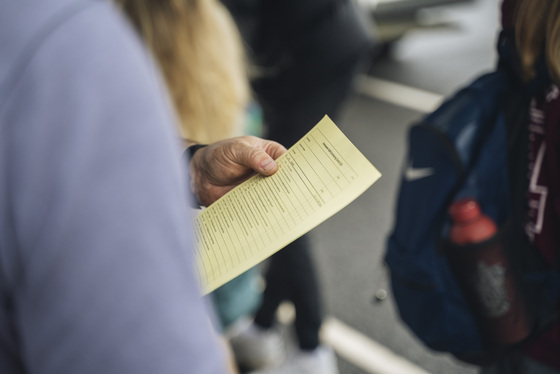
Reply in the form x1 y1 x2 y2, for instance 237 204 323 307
189 137 287 206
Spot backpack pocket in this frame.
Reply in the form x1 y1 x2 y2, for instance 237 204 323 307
386 237 482 353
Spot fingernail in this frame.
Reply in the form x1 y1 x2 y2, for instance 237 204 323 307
260 159 275 172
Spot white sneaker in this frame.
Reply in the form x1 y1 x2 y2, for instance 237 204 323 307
249 345 339 374
226 319 285 370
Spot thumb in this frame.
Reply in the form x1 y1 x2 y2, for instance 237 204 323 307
241 147 278 175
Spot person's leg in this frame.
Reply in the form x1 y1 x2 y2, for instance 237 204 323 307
252 58 364 351
253 235 323 350
286 236 323 351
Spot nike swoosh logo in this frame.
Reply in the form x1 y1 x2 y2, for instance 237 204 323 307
404 161 434 181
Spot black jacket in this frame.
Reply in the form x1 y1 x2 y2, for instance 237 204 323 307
222 0 376 84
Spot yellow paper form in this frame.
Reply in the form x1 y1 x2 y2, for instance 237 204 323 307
193 116 381 294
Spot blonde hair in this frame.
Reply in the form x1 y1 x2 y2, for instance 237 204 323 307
115 0 251 144
515 0 560 85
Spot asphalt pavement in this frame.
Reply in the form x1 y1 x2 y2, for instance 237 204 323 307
306 0 503 373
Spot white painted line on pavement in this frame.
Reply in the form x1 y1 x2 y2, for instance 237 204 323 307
355 75 444 114
321 317 431 374
277 302 430 374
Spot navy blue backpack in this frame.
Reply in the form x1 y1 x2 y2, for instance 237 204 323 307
384 69 560 362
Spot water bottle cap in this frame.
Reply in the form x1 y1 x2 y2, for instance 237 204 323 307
449 198 480 221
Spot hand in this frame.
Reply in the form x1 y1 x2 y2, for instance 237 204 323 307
190 136 287 207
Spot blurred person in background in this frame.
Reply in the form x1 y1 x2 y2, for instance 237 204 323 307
219 1 378 373
0 1 285 373
480 0 560 373
114 0 251 146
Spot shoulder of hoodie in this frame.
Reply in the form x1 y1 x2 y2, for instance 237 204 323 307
0 0 136 96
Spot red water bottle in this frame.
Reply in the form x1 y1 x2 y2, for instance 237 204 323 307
446 198 530 347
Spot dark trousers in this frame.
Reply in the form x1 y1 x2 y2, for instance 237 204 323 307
253 235 323 350
252 56 368 350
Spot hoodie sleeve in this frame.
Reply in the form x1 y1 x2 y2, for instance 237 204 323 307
1 2 228 374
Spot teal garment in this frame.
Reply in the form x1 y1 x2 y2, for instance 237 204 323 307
211 268 263 330
244 101 264 137
210 102 264 330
